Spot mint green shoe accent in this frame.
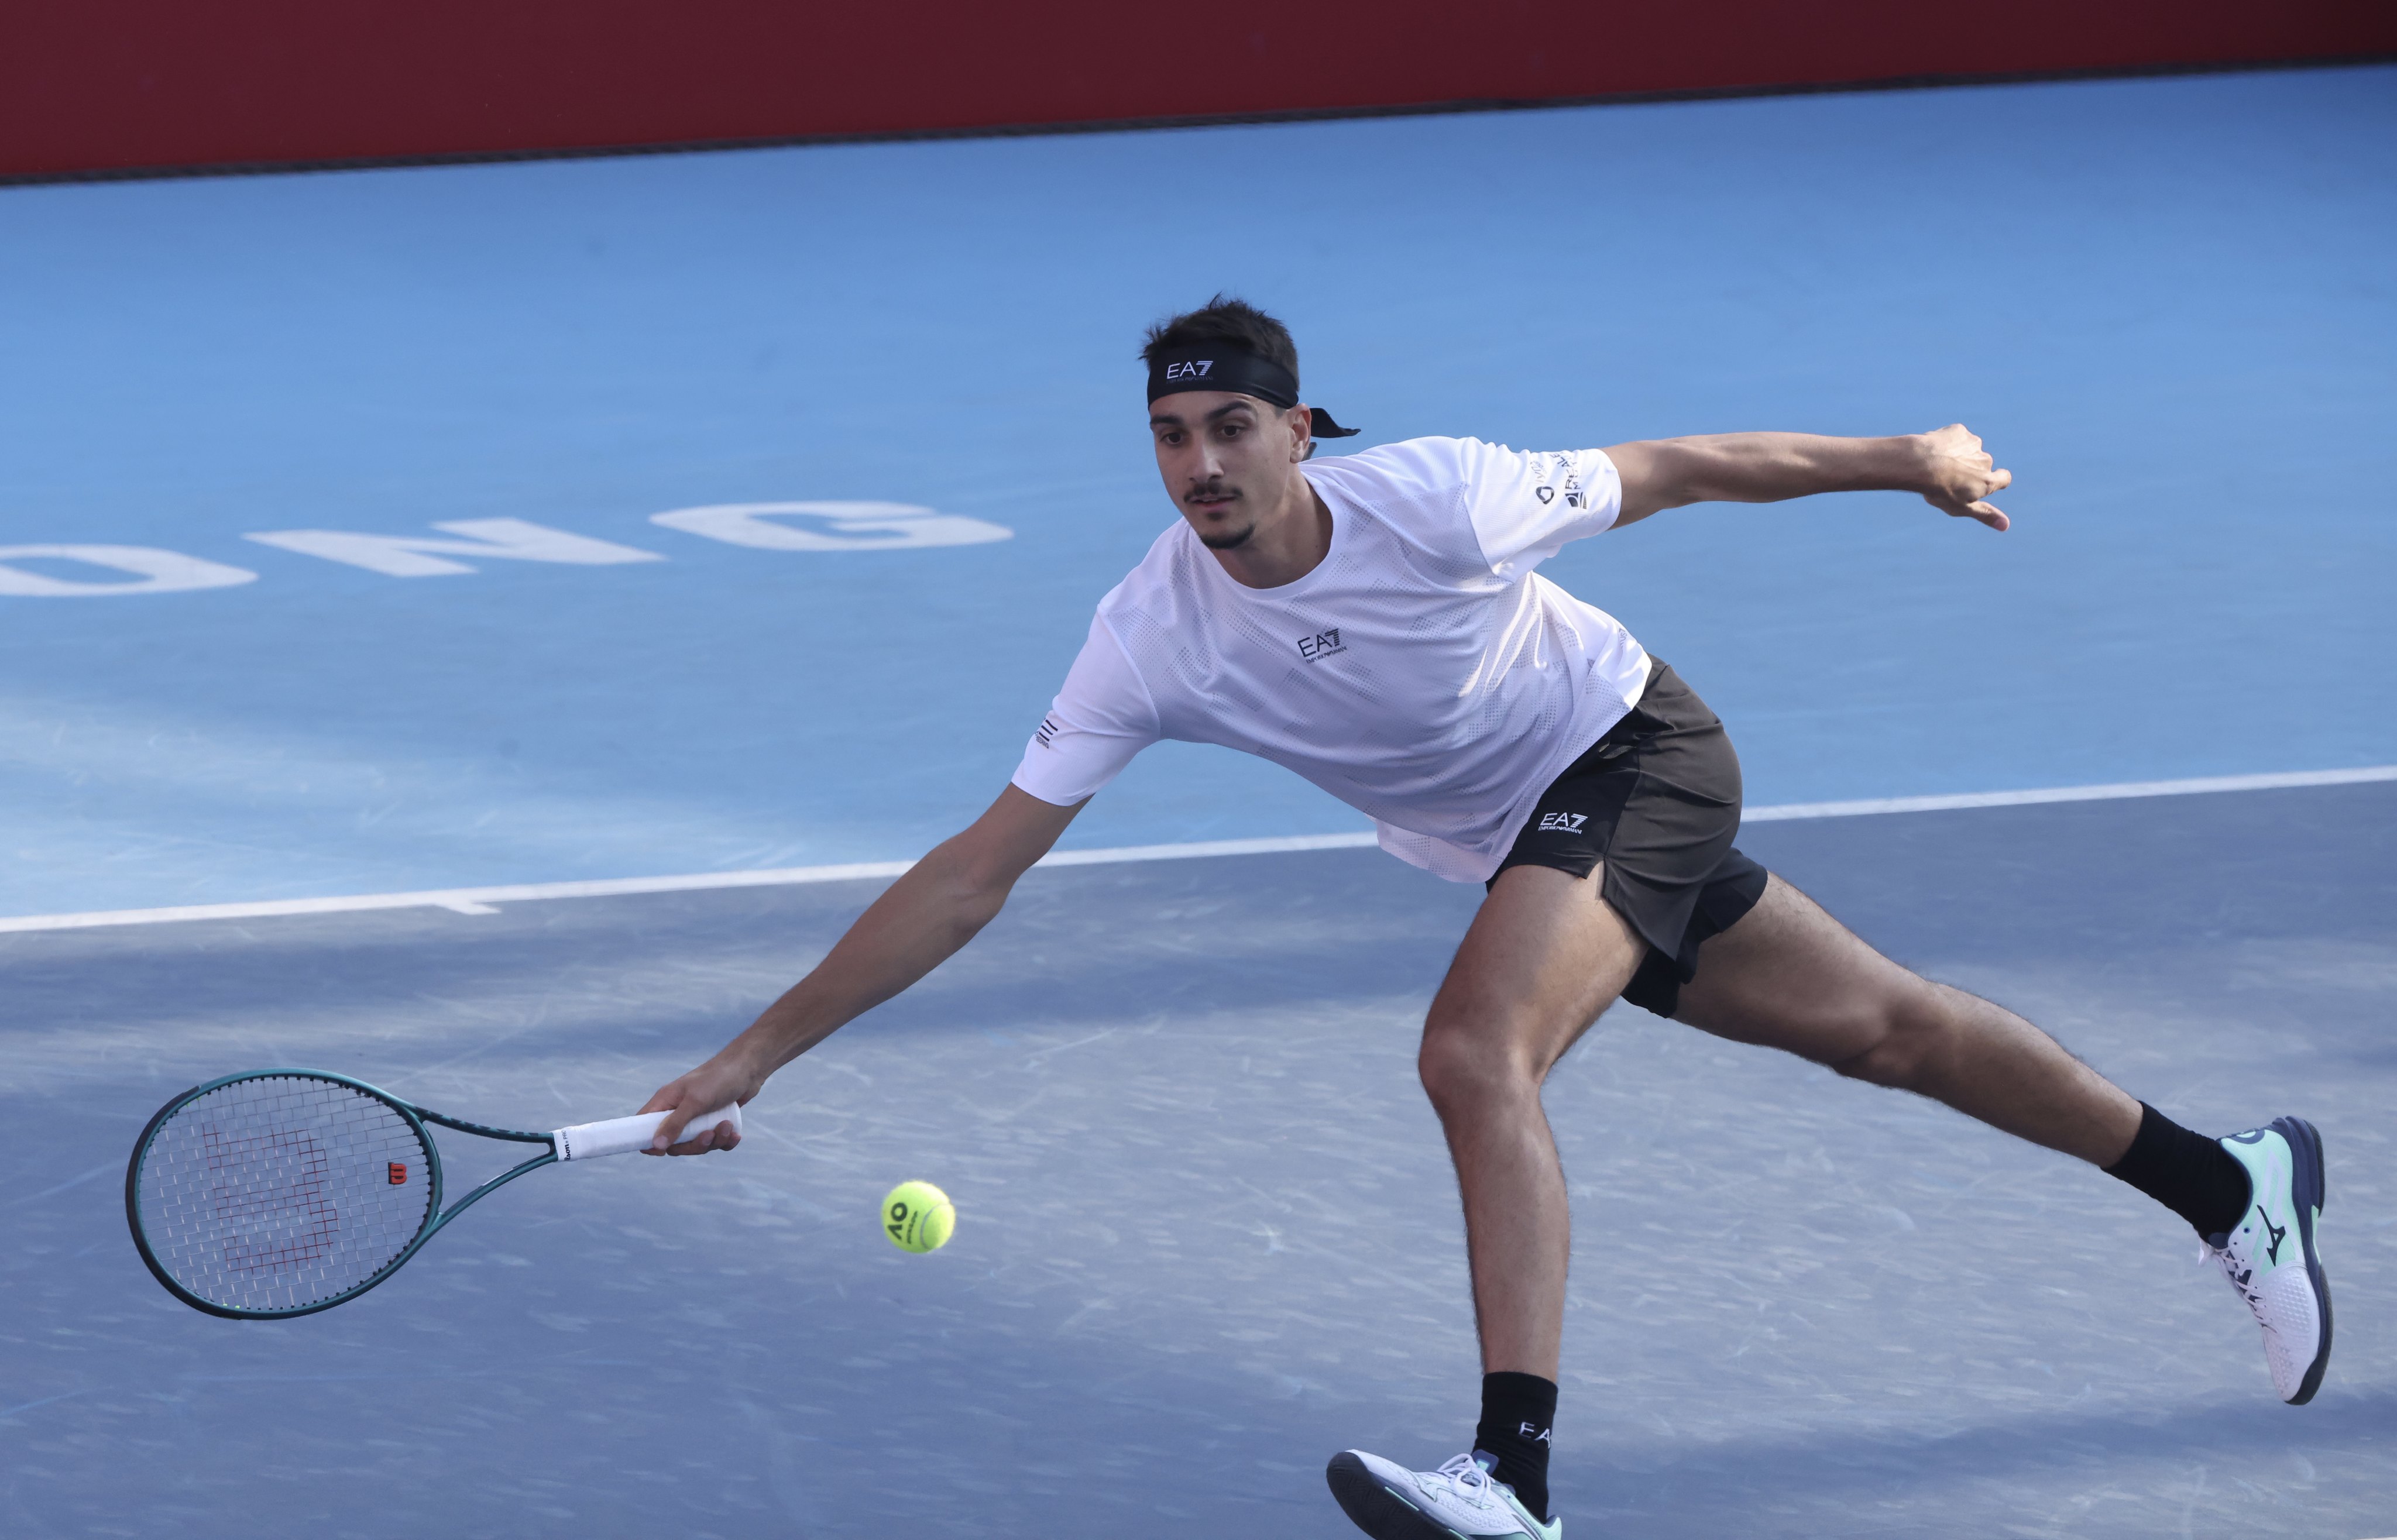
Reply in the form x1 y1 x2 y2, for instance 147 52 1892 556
1497 1488 1563 1540
1474 1457 1563 1540
2208 1116 2331 1405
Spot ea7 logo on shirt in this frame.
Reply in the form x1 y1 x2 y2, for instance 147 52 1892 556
1537 811 1588 833
1162 360 1215 382
1296 627 1346 661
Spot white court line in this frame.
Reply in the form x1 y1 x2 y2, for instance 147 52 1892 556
1 765 2389 936
1738 764 2397 821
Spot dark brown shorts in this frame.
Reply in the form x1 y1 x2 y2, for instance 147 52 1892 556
1488 661 1768 1018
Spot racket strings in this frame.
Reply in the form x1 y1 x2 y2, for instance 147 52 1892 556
204 1123 338 1274
136 1076 432 1313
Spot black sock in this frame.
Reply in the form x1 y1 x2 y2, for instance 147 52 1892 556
1472 1371 1557 1523
2103 1102 2251 1238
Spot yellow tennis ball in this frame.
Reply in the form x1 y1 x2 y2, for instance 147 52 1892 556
881 1180 955 1254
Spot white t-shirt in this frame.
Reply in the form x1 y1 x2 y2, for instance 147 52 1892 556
1011 436 1653 882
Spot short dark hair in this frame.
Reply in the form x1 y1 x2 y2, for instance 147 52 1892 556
1141 295 1300 387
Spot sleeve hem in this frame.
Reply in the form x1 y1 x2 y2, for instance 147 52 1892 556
1006 770 1090 809
1588 448 1625 535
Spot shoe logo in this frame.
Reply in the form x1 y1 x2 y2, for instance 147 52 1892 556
1537 812 1587 833
2258 1205 2287 1265
2227 1130 2266 1146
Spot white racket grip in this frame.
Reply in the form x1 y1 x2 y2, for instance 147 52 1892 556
553 1102 743 1161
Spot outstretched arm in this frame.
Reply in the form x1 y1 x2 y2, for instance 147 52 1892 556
1606 424 2013 532
637 784 1085 1152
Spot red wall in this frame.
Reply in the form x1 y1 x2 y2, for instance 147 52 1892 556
5 1 2392 180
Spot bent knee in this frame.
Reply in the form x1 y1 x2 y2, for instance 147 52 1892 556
1417 1021 1541 1118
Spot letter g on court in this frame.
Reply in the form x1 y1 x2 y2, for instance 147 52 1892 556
649 501 1011 552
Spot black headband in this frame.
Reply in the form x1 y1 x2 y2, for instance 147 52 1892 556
1145 342 1361 441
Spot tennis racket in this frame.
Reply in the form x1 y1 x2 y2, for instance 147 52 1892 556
125 1068 740 1319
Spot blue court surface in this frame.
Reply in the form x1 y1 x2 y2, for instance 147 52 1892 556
3 64 2395 1540
1 66 2393 915
8 785 2396 1538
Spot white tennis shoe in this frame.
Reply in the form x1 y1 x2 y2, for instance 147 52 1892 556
2205 1115 2333 1405
1325 1449 1560 1540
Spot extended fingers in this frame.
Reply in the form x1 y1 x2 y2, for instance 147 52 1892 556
1969 468 2012 528
1924 489 2009 531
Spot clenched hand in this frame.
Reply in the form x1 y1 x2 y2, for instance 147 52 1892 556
636 1050 765 1154
1916 424 2011 531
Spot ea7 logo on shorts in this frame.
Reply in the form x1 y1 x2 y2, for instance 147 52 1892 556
1296 627 1345 661
1163 360 1215 381
1537 812 1588 833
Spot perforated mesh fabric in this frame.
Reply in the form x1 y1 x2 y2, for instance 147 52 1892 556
133 1075 432 1314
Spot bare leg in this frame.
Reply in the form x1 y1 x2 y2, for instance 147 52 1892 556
1419 864 1645 1379
1420 866 2144 1381
1672 874 2142 1166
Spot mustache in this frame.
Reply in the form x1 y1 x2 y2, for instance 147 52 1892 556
1182 482 1239 507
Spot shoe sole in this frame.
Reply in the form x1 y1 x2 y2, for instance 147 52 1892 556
2274 1115 2334 1406
1327 1452 1478 1540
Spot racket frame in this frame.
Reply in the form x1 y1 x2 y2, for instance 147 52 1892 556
125 1068 559 1321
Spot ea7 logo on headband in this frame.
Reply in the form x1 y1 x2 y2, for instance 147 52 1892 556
1163 360 1215 381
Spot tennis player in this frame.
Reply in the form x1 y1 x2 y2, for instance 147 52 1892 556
642 297 2331 1540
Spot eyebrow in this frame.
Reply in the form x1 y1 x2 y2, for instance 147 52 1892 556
1149 401 1258 428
